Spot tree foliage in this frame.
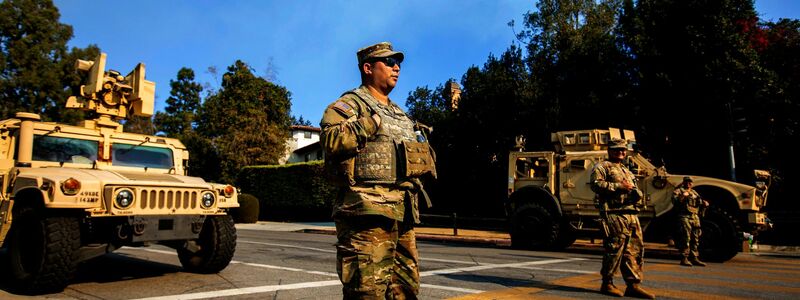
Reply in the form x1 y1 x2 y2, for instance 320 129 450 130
194 60 292 183
0 0 99 123
154 67 203 137
408 0 800 215
123 115 156 135
291 115 312 126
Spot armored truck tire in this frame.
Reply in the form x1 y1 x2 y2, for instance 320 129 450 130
552 222 578 249
7 206 81 294
510 203 560 250
699 206 740 262
177 215 237 273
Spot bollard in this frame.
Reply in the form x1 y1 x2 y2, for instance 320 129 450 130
452 213 458 236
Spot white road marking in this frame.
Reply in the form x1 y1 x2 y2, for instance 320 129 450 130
133 280 342 300
126 246 586 299
238 240 336 253
513 266 597 274
420 258 586 276
424 257 483 265
232 261 338 277
420 284 484 294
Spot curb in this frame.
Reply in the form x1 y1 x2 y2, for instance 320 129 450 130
297 228 800 259
299 228 511 246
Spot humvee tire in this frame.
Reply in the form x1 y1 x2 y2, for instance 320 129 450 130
510 203 559 250
700 206 740 262
8 206 80 294
178 215 237 273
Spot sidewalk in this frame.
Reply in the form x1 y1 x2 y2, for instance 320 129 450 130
235 221 800 258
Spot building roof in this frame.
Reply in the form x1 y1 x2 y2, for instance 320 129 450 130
291 125 321 132
294 141 321 154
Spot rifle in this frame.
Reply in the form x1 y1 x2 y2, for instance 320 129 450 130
598 202 611 237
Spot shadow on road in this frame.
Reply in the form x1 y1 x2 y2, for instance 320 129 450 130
0 249 183 296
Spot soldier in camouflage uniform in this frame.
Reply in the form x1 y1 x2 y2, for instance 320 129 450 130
672 176 708 267
320 42 436 300
591 139 655 299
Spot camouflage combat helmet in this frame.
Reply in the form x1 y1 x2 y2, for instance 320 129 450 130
357 42 404 65
608 138 629 150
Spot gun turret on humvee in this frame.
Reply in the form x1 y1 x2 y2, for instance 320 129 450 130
507 128 770 262
0 53 239 294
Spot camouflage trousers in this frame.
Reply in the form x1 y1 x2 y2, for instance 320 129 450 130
335 215 419 300
677 214 702 258
601 213 645 284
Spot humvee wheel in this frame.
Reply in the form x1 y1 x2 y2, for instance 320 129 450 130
178 215 237 273
8 207 81 294
510 203 559 250
700 206 739 262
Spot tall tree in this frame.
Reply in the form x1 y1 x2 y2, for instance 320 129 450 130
195 60 292 183
291 115 312 126
123 115 156 135
406 84 451 127
519 0 634 135
748 18 800 210
154 67 203 137
0 0 99 122
621 0 765 180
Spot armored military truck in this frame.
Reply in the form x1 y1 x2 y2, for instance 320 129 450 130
507 128 770 262
0 53 239 294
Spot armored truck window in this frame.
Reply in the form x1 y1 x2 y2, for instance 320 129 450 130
31 135 98 164
563 134 576 145
600 133 610 144
570 159 587 170
578 133 590 144
113 143 173 169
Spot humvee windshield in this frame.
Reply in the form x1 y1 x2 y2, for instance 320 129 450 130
30 135 174 169
32 135 97 164
113 143 173 169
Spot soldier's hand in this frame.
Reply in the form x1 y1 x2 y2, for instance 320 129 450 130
620 179 634 191
371 113 381 127
683 191 690 197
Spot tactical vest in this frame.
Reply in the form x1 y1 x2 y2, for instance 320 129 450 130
675 188 702 215
596 161 644 211
346 88 436 184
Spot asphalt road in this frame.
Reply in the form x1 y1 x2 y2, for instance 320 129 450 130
2 228 800 299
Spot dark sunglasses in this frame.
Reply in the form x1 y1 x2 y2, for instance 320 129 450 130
369 57 401 68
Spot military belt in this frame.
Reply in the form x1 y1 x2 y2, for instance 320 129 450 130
605 209 639 215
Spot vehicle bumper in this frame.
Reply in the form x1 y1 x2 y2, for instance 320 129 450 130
748 212 773 232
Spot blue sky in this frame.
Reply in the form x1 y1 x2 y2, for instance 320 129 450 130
54 1 799 125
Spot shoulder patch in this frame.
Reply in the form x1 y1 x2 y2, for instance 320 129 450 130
332 101 355 118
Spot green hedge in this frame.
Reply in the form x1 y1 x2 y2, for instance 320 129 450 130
237 161 337 220
231 193 260 223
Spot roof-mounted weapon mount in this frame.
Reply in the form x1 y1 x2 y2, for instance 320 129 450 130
66 53 155 130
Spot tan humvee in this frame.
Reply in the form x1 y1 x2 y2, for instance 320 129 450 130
507 128 770 262
0 53 239 294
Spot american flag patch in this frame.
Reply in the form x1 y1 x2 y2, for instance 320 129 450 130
332 101 355 117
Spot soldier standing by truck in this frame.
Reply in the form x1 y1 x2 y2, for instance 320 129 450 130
320 42 436 299
672 176 709 267
591 139 655 299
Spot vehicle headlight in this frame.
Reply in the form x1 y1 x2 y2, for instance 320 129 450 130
201 192 215 208
115 189 134 209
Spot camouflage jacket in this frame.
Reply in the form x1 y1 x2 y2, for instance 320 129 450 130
672 187 704 216
320 85 418 222
590 160 643 212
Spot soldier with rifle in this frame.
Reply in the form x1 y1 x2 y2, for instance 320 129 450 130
672 176 709 267
591 139 655 299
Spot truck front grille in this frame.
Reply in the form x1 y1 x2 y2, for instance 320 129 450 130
139 189 198 210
